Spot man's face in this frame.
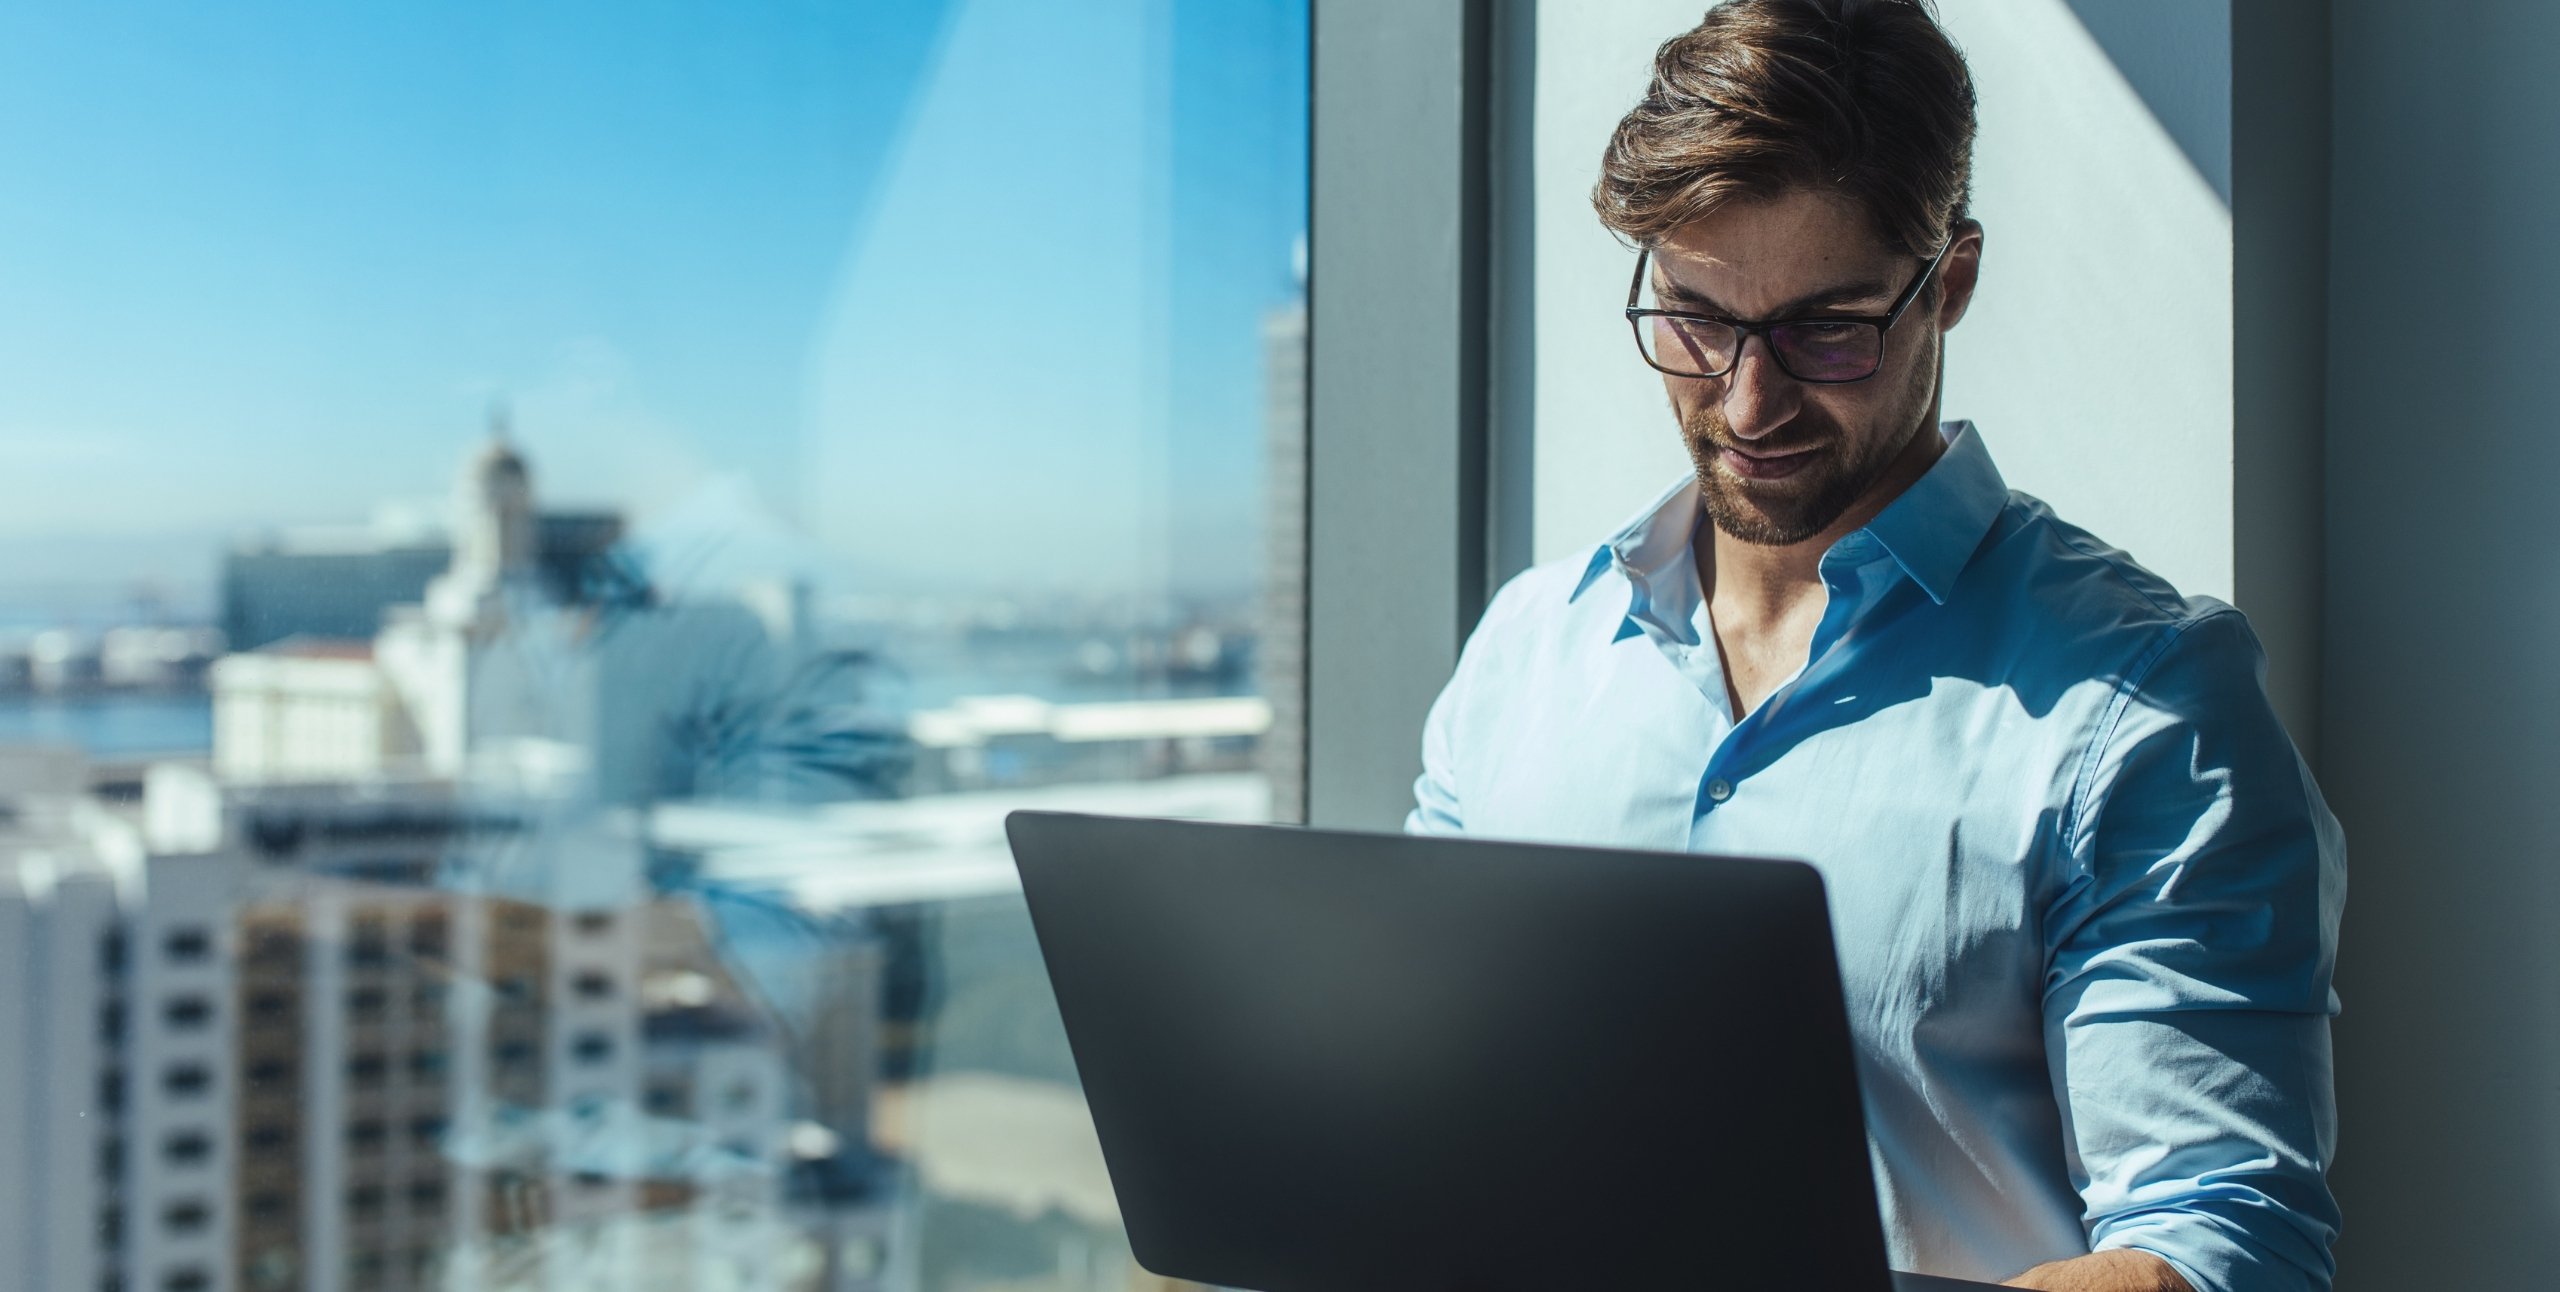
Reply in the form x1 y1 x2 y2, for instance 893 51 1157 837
1650 187 1978 547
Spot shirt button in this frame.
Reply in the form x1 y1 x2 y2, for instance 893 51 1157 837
1706 778 1733 803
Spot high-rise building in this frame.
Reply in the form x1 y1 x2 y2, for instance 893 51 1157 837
1259 285 1310 825
1 759 845 1292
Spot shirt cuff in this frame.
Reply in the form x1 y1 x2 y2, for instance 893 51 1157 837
2095 1208 2331 1292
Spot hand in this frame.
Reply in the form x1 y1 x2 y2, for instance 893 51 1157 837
2002 1249 2193 1292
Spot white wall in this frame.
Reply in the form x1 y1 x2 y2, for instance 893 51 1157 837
1525 0 2235 605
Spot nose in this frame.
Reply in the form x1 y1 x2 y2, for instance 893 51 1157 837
1719 332 1802 441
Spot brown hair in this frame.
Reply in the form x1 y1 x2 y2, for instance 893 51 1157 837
1593 0 1977 257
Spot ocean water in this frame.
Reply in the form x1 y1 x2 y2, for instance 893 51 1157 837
0 694 213 756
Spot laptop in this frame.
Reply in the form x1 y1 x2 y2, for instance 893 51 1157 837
1004 811 2007 1291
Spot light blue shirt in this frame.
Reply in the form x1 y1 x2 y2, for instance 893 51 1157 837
1407 423 2344 1291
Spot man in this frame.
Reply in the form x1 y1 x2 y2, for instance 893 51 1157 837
1406 3 2343 1290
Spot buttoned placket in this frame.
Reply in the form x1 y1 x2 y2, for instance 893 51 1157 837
1680 531 1896 846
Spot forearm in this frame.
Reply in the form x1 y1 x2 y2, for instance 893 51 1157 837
2004 1249 2193 1292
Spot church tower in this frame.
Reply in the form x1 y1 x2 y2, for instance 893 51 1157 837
453 402 537 590
427 403 539 632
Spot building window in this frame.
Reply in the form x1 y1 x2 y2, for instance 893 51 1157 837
246 989 295 1021
246 1192 290 1221
162 1063 211 1097
162 996 213 1029
100 931 127 977
245 1123 292 1153
347 1120 388 1153
645 1082 689 1117
571 970 615 1001
160 1270 209 1292
97 999 126 1044
162 1131 213 1166
97 1205 122 1245
409 1115 447 1149
161 1200 211 1233
348 1185 385 1218
571 1032 614 1064
161 927 212 963
243 927 299 969
346 917 391 968
572 910 615 937
410 917 450 960
408 1048 448 1081
244 1057 293 1089
346 1052 388 1087
409 1178 448 1207
99 1068 125 1112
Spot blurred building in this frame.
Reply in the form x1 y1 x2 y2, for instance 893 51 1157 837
1259 288 1308 824
0 755 868 1292
211 436 796 807
220 416 624 659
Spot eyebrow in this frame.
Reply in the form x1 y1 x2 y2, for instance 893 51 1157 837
1653 273 1897 320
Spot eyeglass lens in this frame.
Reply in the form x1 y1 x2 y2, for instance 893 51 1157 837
1640 315 1883 382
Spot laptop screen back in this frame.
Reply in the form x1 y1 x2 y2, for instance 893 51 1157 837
1006 811 1895 1292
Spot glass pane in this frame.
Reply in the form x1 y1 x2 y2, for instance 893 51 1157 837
0 3 1308 1291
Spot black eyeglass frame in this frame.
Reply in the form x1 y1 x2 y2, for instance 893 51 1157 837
1622 234 1956 384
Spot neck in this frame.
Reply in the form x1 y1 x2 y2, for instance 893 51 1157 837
1696 404 1947 626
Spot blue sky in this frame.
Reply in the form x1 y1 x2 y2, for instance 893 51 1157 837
0 0 1307 610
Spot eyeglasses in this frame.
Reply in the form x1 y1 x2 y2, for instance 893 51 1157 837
1623 236 1953 384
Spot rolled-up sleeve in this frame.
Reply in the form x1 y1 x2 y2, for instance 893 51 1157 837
2044 609 2347 1292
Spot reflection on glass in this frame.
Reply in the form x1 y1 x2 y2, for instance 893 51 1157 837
0 1 1306 1289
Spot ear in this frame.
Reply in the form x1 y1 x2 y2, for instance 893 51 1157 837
1934 220 1985 333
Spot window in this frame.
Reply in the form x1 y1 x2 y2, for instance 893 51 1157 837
160 1271 209 1292
644 1083 690 1118
345 918 391 969
160 1200 211 1233
408 912 450 956
1 6 1306 1291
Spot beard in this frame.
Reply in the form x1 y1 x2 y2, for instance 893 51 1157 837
1681 400 1921 547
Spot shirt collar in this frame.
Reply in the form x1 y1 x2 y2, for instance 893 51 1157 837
1860 420 2008 605
1567 420 2009 608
